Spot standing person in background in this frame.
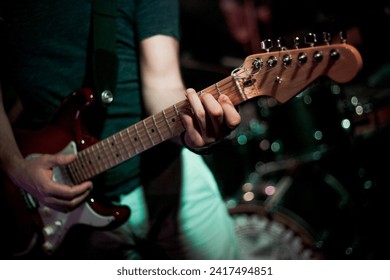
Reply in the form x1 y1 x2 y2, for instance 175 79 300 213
0 0 241 259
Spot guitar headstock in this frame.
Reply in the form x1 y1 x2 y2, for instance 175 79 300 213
232 43 363 103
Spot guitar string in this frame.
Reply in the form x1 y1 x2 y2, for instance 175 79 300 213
70 57 298 182
69 46 341 182
73 105 188 182
70 77 238 182
70 64 295 181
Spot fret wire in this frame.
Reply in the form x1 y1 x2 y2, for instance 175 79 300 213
175 105 186 132
74 150 87 182
119 130 133 159
83 148 97 178
162 109 173 136
129 126 145 153
146 117 163 144
155 126 173 141
101 139 116 168
61 75 248 183
111 134 125 163
89 143 104 177
71 87 239 181
172 103 180 118
125 127 139 154
119 129 136 158
207 78 242 105
77 150 92 181
141 115 175 142
170 104 185 132
118 133 130 162
96 141 109 171
149 116 162 142
67 161 80 184
105 136 117 165
210 86 219 98
215 82 222 96
152 114 164 141
113 132 136 163
95 141 110 174
159 115 184 137
94 139 128 173
109 136 124 165
155 126 176 139
223 78 241 100
81 147 98 180
145 133 162 144
210 77 230 91
71 157 84 184
134 123 146 151
142 119 155 146
126 125 152 156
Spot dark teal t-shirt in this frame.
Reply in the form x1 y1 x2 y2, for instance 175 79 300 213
1 0 180 196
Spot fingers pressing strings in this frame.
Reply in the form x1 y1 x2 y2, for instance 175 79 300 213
181 88 241 153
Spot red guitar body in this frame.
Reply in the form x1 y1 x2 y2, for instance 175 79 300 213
2 88 130 257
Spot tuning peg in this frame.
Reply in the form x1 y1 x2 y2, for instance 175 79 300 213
260 39 273 52
293 36 301 48
339 30 347 43
304 33 317 47
322 32 331 45
276 37 287 50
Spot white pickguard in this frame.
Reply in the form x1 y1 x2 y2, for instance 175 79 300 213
26 141 116 254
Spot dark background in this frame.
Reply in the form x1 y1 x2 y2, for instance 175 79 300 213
1 0 389 260
179 0 390 259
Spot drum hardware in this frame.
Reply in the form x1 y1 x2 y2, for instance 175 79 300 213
227 159 358 259
228 203 324 260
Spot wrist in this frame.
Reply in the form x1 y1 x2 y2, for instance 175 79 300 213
180 132 223 155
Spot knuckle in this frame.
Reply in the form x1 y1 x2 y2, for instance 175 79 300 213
194 108 206 120
211 106 224 118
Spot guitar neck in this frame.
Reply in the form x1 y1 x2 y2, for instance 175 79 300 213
67 76 244 183
66 42 363 183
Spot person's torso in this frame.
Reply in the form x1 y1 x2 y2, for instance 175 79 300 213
1 0 180 197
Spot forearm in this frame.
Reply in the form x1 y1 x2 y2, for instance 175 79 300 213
140 40 187 115
139 35 187 146
139 35 240 151
0 86 24 176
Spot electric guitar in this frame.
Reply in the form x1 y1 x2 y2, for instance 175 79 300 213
3 42 363 257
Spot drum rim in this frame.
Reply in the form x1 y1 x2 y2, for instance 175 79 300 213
228 202 324 259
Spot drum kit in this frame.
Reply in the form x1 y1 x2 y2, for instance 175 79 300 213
222 77 390 259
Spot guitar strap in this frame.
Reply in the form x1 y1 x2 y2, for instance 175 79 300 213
91 0 118 106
